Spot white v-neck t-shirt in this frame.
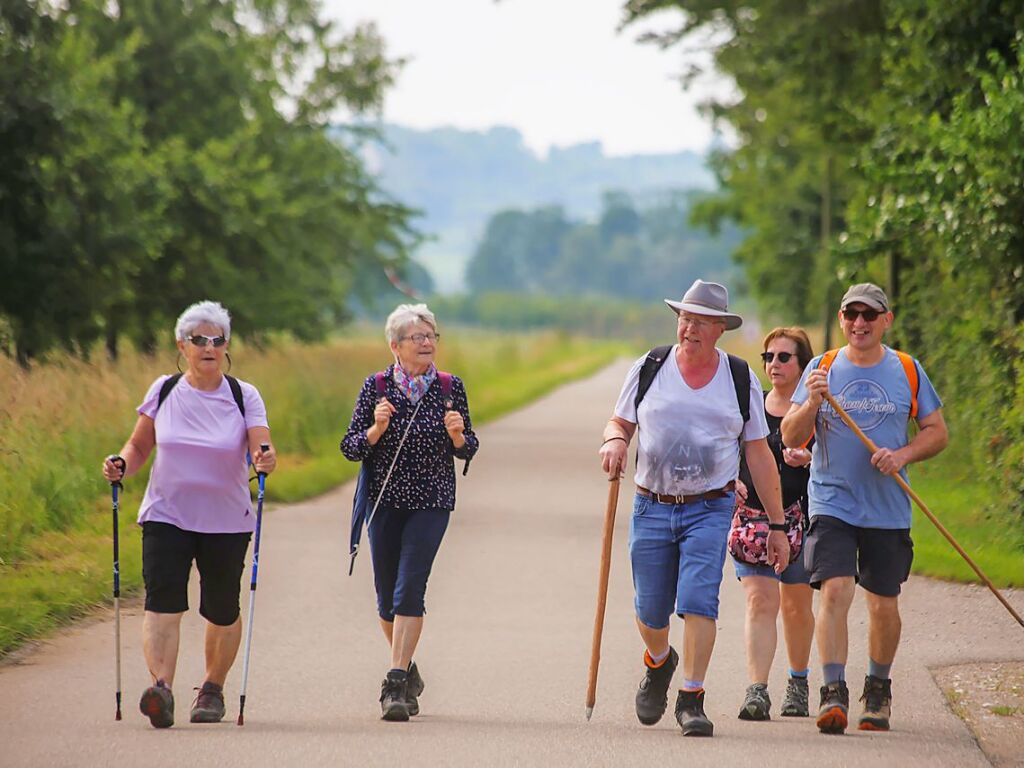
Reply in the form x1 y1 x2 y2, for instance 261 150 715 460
614 347 769 496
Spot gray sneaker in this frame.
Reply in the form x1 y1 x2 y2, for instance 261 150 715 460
738 682 771 720
406 662 424 717
781 676 810 717
190 681 226 723
139 680 174 728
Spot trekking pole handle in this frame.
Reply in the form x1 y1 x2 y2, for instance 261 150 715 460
257 443 270 485
108 455 126 491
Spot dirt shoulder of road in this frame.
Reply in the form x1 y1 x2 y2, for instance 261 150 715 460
934 661 1024 767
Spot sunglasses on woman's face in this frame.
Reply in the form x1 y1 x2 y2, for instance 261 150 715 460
842 307 882 322
761 351 796 364
188 334 227 348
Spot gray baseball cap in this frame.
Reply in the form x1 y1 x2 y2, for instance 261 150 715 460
840 283 889 312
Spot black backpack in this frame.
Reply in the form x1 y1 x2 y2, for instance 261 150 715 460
633 345 751 425
156 373 245 416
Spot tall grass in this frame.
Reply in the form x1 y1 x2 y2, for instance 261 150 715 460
0 330 625 655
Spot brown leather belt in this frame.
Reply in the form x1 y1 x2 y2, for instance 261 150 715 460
636 481 736 505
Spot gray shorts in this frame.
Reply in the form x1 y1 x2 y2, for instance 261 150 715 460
803 514 913 597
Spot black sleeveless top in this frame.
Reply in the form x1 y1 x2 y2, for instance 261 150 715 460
738 391 811 511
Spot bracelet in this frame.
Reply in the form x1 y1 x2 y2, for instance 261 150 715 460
768 522 787 532
602 436 627 446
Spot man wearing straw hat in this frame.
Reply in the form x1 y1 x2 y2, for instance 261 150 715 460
599 279 789 737
782 282 947 735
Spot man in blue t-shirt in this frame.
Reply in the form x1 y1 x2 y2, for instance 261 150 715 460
782 283 948 736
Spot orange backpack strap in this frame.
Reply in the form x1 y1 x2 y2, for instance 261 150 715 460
894 350 919 419
799 349 841 449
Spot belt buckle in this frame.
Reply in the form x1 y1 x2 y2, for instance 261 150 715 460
673 493 684 505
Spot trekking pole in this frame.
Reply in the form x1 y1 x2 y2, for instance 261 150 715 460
823 393 1024 629
586 475 621 720
108 455 127 721
238 443 270 726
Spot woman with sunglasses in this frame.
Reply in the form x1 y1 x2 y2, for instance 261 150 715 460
732 328 816 721
341 303 478 721
101 300 276 729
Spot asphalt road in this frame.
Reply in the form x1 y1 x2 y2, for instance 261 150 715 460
2 361 1021 767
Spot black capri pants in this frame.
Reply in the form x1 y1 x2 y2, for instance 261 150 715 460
142 521 252 626
368 506 451 622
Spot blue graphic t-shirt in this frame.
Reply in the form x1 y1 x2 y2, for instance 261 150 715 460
791 346 943 529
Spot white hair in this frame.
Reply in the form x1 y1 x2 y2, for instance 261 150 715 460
384 303 437 344
174 300 232 342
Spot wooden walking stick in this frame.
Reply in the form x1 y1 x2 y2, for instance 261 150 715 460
586 475 621 720
823 392 1024 629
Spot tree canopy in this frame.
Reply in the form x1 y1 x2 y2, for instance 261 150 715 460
0 0 416 364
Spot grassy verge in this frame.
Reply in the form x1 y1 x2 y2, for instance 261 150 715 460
0 331 625 656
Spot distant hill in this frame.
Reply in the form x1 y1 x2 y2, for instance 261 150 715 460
358 124 715 291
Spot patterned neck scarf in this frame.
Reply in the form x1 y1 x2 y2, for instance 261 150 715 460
393 362 437 405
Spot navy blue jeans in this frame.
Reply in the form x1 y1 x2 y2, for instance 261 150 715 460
368 505 451 621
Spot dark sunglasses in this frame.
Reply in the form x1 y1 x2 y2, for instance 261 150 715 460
842 307 882 322
761 351 796 364
188 334 227 348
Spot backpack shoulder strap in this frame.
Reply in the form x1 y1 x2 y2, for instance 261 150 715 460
156 373 184 411
224 375 245 417
437 371 453 402
634 345 673 411
818 348 841 372
893 350 920 419
726 353 751 424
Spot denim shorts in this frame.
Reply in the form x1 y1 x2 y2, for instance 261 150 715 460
629 492 735 627
733 550 810 585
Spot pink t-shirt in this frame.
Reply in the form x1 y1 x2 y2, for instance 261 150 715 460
136 375 269 533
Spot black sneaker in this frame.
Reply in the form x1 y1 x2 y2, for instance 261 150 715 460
780 676 810 717
738 682 771 721
816 680 850 734
635 647 678 725
190 680 226 723
139 679 174 729
380 670 410 722
406 662 424 717
675 689 714 737
858 675 892 731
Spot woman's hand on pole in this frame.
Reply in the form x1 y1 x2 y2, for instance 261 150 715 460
102 455 126 484
253 443 276 475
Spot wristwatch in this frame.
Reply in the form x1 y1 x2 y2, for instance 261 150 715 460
768 522 787 532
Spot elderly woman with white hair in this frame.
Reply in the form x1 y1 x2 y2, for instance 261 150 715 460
101 300 276 729
341 303 479 721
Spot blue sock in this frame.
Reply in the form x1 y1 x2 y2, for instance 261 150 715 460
789 667 809 679
868 659 892 680
823 663 845 685
682 678 703 691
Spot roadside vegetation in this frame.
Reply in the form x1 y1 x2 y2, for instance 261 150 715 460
0 331 625 656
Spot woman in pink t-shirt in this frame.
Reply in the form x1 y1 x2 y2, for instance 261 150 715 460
102 300 276 729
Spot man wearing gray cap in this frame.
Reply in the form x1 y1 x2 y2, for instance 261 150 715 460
599 279 789 737
782 282 948 735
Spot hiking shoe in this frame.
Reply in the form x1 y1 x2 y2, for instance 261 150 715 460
781 676 810 717
406 662 424 717
858 675 892 731
738 682 771 721
635 647 679 725
380 670 410 722
139 680 174 728
675 689 714 737
190 681 226 723
816 680 850 734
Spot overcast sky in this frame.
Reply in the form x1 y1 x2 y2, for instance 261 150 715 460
323 0 729 157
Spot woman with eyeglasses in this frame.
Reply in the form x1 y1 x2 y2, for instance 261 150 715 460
101 300 276 729
341 303 478 721
732 327 816 721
